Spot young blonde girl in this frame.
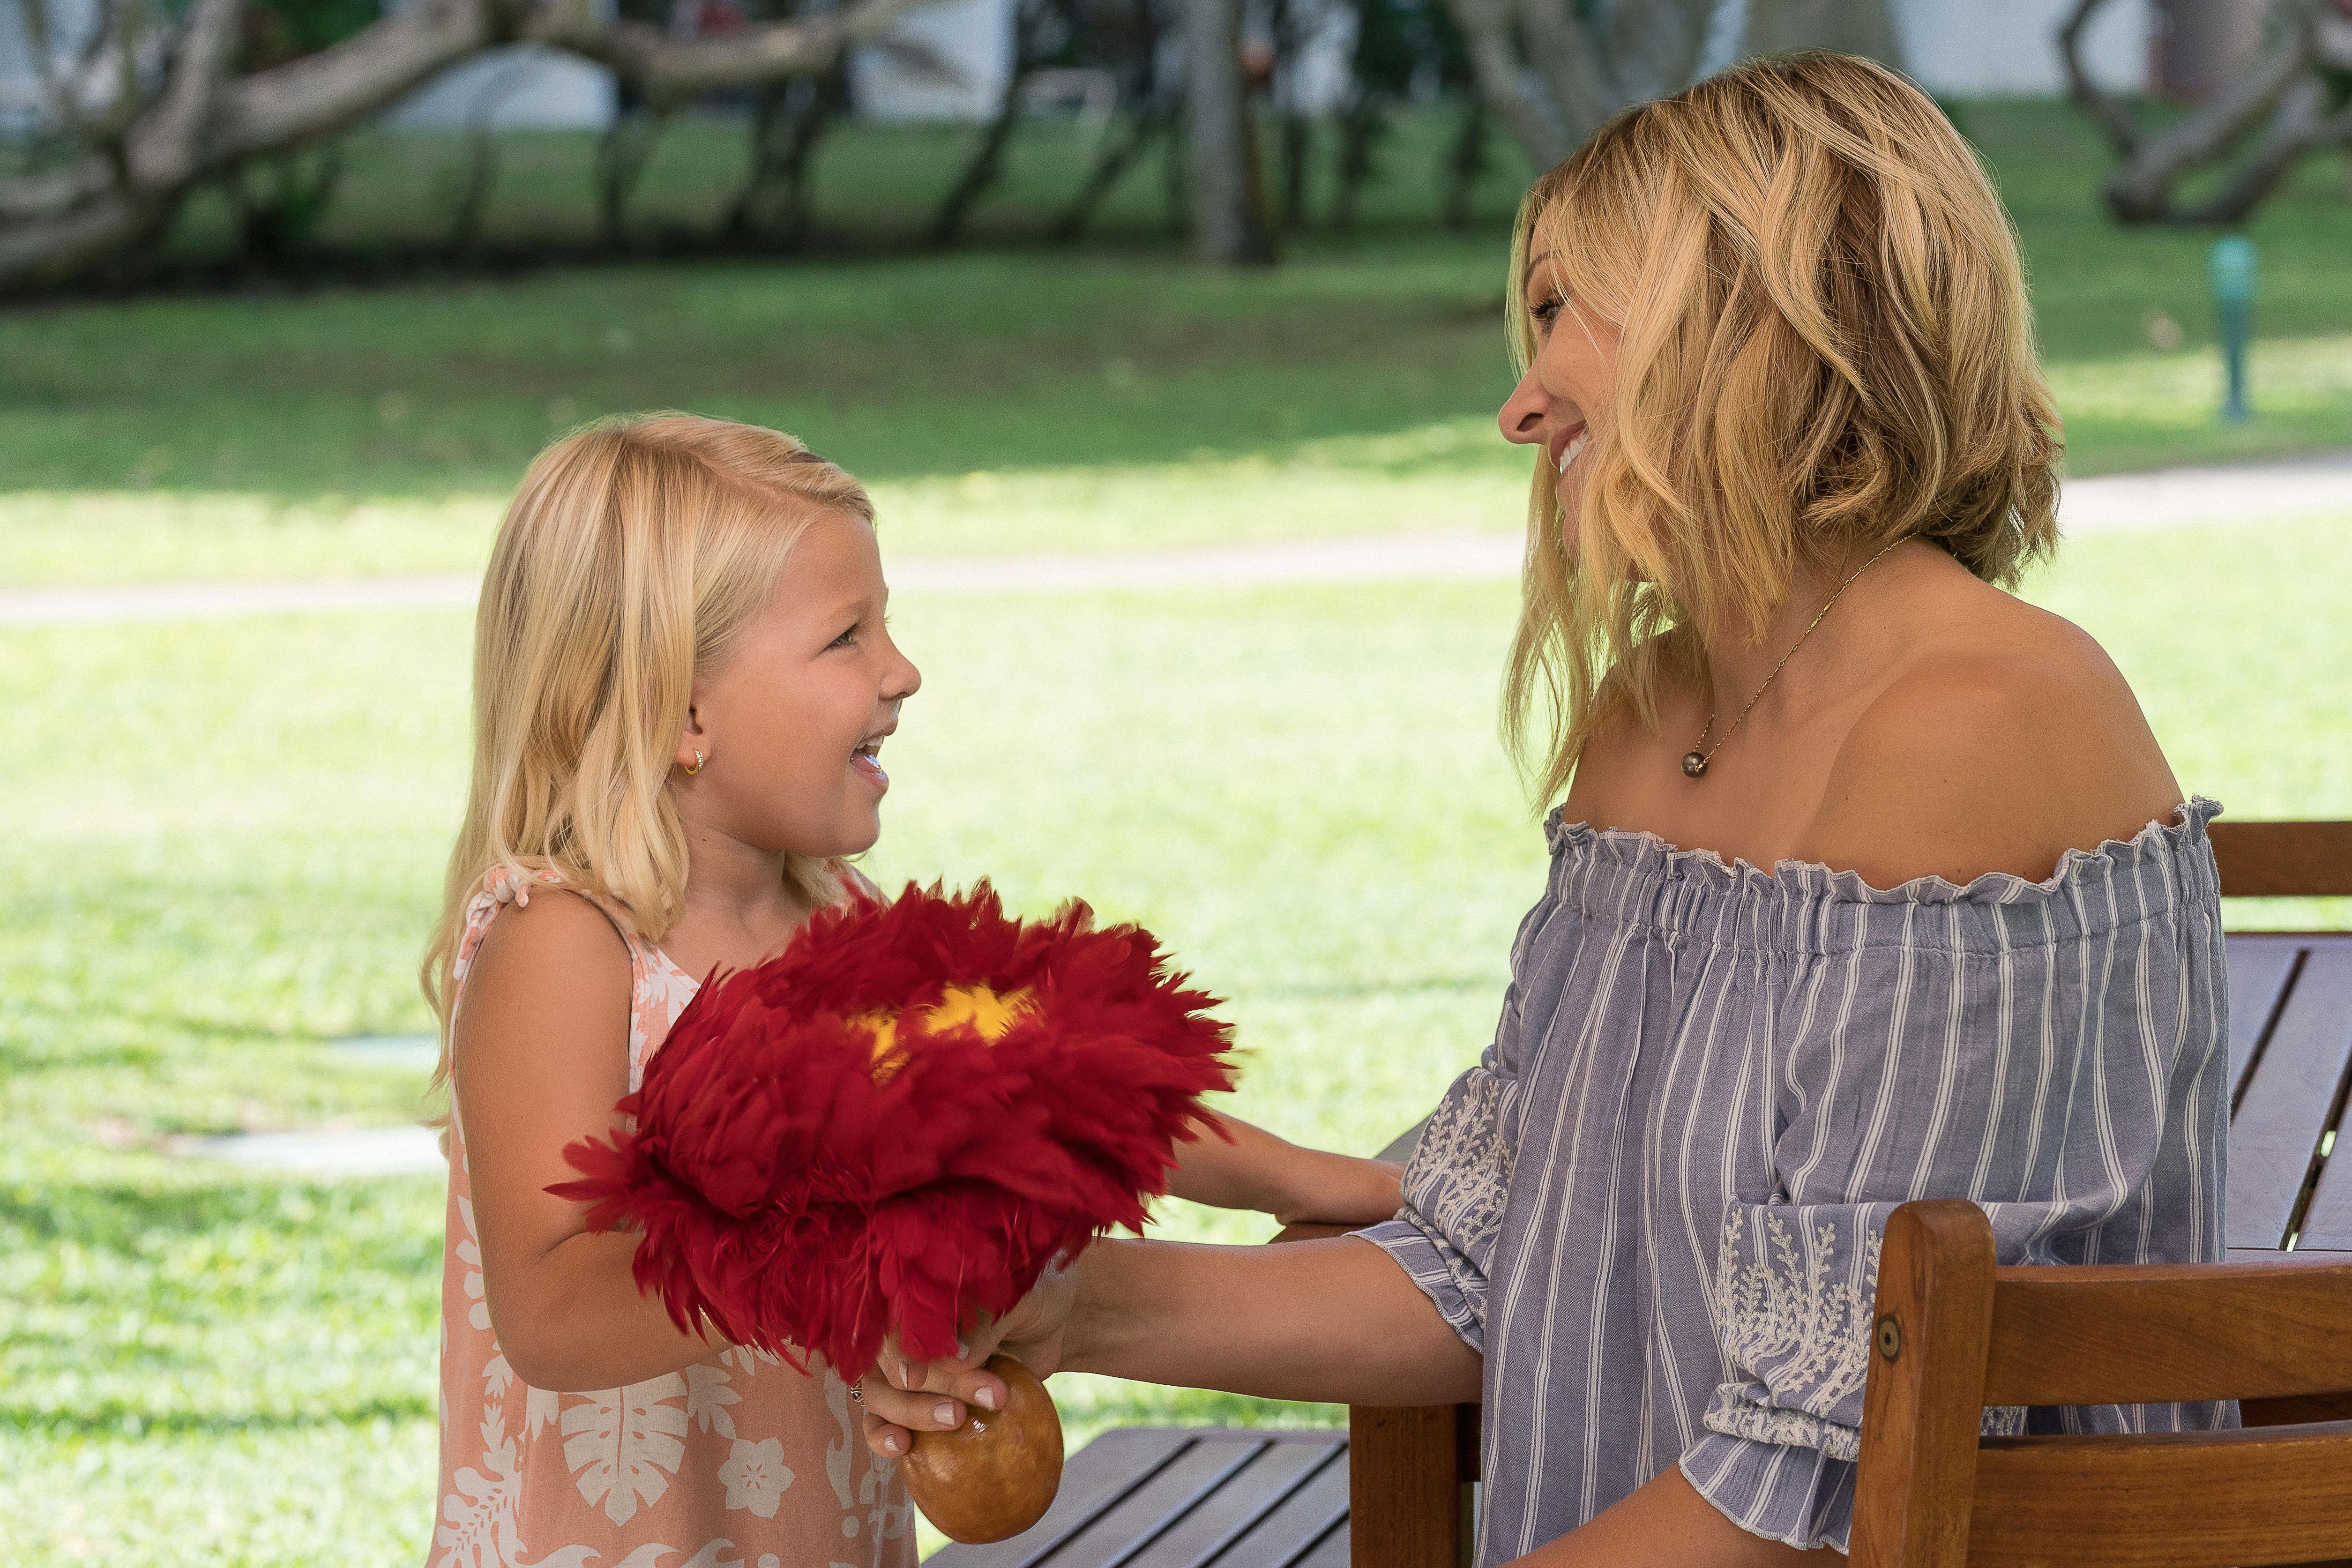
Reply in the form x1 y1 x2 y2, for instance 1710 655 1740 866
422 413 1400 1568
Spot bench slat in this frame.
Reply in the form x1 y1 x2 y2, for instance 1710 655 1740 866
2225 936 2302 1103
1292 1523 1354 1568
2208 820 2352 898
1980 1256 2352 1404
1968 1421 2352 1567
2225 947 2352 1250
2296 1125 2352 1252
1125 1437 1344 1568
1191 1448 1351 1568
1043 1437 1273 1568
926 1427 1195 1568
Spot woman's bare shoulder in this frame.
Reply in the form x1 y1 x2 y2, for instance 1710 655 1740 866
1806 596 2182 888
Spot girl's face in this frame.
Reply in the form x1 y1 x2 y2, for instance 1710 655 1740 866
677 510 921 861
1497 250 1620 485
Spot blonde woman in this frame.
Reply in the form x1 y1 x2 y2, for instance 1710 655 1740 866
421 415 1402 1568
858 54 2231 1566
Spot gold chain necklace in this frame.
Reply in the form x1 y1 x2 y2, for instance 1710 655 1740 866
1680 537 1906 780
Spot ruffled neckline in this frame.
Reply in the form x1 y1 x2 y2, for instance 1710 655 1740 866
1545 796 2222 908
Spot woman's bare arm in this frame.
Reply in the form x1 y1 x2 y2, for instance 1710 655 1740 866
454 891 724 1392
1507 1468 1820 1566
857 1232 1481 1451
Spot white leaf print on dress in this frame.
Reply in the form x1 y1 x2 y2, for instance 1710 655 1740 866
718 1437 795 1518
524 1383 560 1441
821 1368 858 1513
719 1344 783 1375
456 1197 493 1331
560 1374 690 1524
685 1361 739 1439
434 1408 523 1568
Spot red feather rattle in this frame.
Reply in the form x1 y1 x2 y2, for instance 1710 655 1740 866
553 882 1236 1543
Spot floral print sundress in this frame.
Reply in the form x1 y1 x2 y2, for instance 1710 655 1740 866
430 865 916 1568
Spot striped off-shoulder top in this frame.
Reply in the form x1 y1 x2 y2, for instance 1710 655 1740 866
1363 799 2233 1561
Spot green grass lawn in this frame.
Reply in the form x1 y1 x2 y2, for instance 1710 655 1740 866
1 101 2348 587
4 88 2351 1568
4 509 2350 1566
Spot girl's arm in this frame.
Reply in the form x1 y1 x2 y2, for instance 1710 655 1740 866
1167 1112 1404 1226
453 891 721 1393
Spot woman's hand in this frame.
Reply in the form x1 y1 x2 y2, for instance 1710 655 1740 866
859 1230 1481 1460
858 1260 1077 1458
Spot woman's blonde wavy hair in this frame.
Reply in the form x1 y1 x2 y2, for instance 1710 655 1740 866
419 413 874 1098
1504 51 2062 805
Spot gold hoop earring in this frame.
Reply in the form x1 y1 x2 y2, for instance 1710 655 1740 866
684 748 704 776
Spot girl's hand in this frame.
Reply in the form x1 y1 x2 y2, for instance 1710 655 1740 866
1272 1151 1404 1228
859 1261 1077 1459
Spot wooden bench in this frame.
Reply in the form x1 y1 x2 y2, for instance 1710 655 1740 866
932 820 2352 1568
1850 1199 2352 1568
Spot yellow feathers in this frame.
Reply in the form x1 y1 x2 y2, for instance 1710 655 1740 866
859 986 1036 1073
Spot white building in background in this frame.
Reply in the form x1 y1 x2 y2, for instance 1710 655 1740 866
851 0 1013 121
380 44 618 132
1890 0 2149 96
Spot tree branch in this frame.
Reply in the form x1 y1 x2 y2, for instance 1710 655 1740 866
528 0 938 106
2057 0 2140 156
1447 0 1570 169
2098 5 2320 222
0 0 944 288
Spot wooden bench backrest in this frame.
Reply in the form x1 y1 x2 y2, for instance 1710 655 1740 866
1850 1200 2352 1568
2208 820 2352 898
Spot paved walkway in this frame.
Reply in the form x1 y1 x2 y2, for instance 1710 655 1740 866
5 450 2345 627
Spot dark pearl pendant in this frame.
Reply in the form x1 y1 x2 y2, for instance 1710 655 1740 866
1681 751 1709 778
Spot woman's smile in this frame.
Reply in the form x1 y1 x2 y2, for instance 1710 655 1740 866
1551 421 1590 475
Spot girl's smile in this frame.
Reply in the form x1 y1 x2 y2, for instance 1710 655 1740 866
851 721 894 791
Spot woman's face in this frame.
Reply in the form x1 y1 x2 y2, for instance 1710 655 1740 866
1497 250 1620 485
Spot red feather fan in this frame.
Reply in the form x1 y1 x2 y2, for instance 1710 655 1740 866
551 882 1235 1375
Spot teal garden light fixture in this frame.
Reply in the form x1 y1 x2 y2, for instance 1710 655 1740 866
2209 235 2258 424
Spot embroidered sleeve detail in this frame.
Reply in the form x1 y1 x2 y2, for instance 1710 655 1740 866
1361 1064 1515 1352
1403 1067 1513 1260
1703 1203 1885 1454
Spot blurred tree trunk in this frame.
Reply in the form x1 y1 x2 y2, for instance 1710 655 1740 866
2062 0 2352 224
926 0 1058 247
1182 0 1276 263
1443 0 1899 174
0 0 943 289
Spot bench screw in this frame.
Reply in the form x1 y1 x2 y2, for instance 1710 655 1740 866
1875 1316 1903 1362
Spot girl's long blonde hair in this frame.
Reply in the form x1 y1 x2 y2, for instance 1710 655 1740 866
420 413 874 1094
1504 51 2063 804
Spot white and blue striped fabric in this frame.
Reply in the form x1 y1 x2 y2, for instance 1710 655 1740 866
1362 798 2233 1560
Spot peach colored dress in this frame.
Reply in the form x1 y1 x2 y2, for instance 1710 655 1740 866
430 866 916 1568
